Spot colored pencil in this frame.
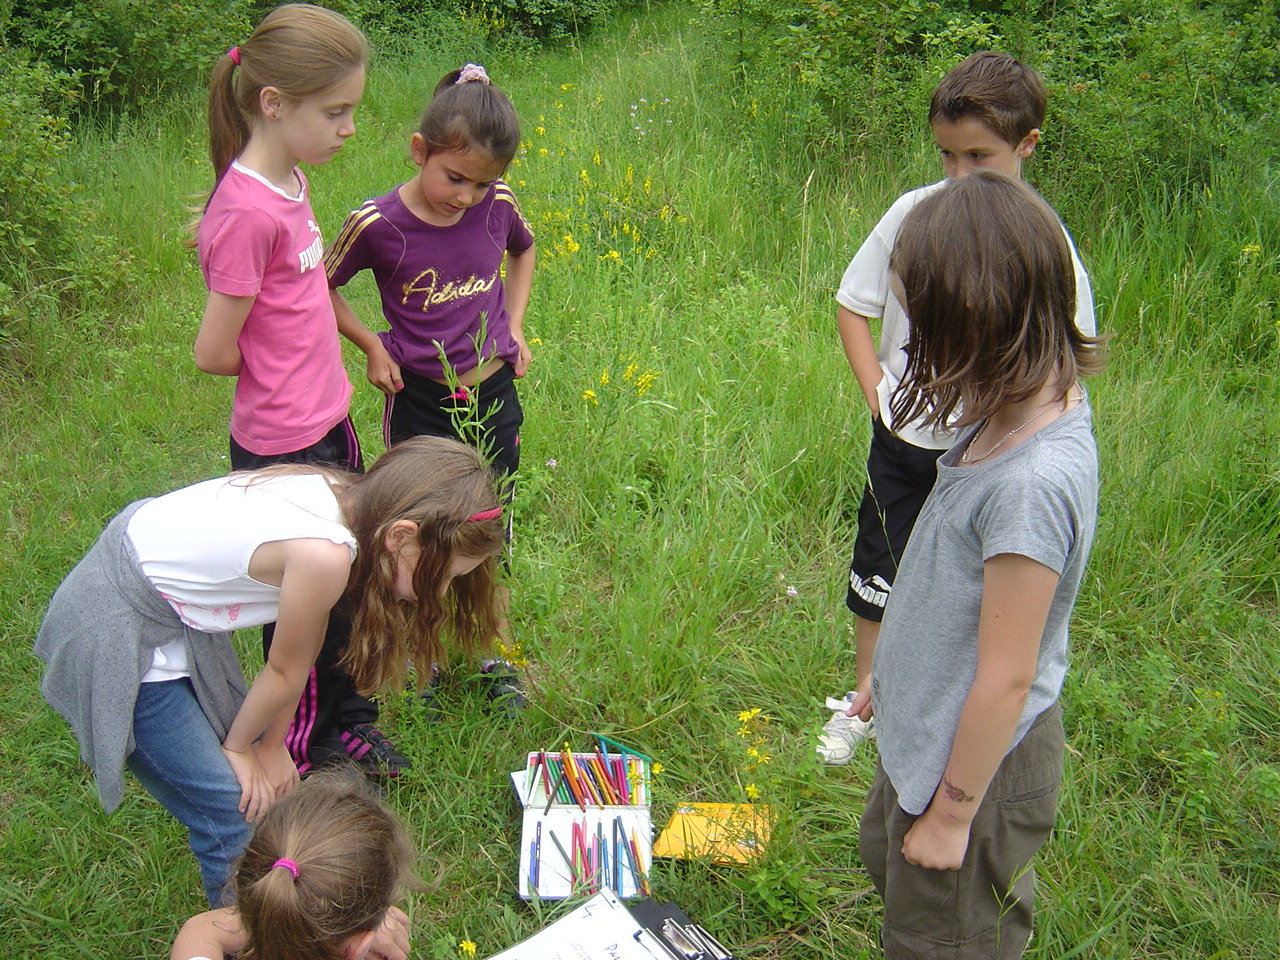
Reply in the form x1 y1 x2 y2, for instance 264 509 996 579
543 766 568 815
613 817 625 893
534 820 542 890
560 749 587 810
617 816 641 894
548 829 575 886
593 732 654 762
525 753 538 797
631 829 649 895
596 757 622 808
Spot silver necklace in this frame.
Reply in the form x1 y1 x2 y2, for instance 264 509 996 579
961 393 1082 464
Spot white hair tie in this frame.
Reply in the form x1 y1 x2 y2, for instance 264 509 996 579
456 63 490 85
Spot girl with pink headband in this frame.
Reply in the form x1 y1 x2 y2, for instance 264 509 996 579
36 437 503 906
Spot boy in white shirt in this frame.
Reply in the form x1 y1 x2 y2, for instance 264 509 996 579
819 51 1096 764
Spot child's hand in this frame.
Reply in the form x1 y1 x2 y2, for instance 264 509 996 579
255 741 300 800
365 906 411 959
847 676 874 722
366 343 404 394
221 744 273 823
901 807 970 871
513 333 532 378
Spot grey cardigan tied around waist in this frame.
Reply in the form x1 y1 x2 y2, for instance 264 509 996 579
35 500 248 812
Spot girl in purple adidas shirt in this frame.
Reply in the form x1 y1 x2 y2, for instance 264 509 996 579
327 64 536 710
326 63 536 483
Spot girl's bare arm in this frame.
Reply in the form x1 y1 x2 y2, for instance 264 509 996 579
901 552 1058 870
194 292 254 376
503 244 536 376
223 538 352 820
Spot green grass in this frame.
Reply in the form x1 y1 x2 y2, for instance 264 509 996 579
3 5 1279 958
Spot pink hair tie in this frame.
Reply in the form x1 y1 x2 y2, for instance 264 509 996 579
467 507 502 522
456 63 490 85
227 46 241 66
272 857 300 879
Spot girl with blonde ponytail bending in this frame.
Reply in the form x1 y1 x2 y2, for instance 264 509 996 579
172 772 416 960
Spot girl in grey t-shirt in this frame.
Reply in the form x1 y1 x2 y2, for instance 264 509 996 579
846 171 1104 958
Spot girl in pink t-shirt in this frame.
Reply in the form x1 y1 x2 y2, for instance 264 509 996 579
194 3 365 469
191 6 403 783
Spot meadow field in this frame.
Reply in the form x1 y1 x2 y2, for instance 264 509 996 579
2 4 1278 957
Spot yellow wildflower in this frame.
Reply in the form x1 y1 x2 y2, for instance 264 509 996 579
593 150 602 166
600 368 610 385
535 125 546 136
459 941 477 957
738 708 761 724
583 389 599 405
651 761 664 776
745 746 772 768
745 783 760 800
635 371 658 396
601 250 622 262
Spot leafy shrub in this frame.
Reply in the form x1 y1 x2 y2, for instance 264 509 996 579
0 57 78 288
469 0 626 42
5 0 256 112
698 0 1280 196
1035 0 1280 197
697 0 961 152
0 56 138 360
344 0 630 47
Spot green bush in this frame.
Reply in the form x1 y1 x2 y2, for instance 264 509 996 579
342 0 631 48
470 0 627 42
5 0 256 112
0 56 139 361
1036 0 1280 198
0 58 78 288
697 0 1280 197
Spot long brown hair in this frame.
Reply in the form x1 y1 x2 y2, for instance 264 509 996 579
416 65 521 168
233 772 415 960
207 4 368 182
340 436 504 694
888 171 1104 430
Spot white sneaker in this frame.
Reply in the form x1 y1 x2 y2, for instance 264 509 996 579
817 692 876 765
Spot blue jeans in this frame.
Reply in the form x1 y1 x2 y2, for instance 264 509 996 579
126 678 252 907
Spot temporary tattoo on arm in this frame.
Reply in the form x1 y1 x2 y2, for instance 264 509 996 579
942 776 976 804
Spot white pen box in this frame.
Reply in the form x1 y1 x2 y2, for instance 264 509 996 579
511 751 653 900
